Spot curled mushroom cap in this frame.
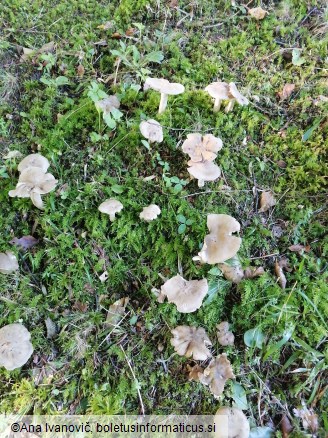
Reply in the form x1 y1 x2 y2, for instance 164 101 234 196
205 82 230 112
215 407 250 438
18 154 50 173
171 326 212 360
98 199 123 222
160 274 208 313
199 353 235 398
144 77 185 114
194 214 242 264
182 133 223 162
225 83 249 113
0 323 33 370
95 95 120 114
187 161 221 187
0 251 19 274
140 119 163 144
139 204 161 221
217 321 235 346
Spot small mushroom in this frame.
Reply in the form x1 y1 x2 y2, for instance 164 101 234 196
171 326 212 360
17 154 50 173
160 274 208 313
0 323 34 370
215 407 250 438
182 133 223 162
187 364 204 381
205 81 230 112
98 199 123 222
139 204 161 221
187 160 221 187
139 120 163 144
95 95 120 114
144 77 185 114
193 214 242 264
225 82 249 113
0 251 19 274
199 353 235 398
9 167 58 210
217 321 235 346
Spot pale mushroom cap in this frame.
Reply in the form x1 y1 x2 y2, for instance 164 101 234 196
195 214 242 264
95 95 120 114
228 83 249 106
215 407 250 438
187 160 221 182
139 204 161 221
205 82 230 99
140 120 163 144
182 133 223 162
0 323 33 370
18 154 50 173
0 251 19 274
144 77 185 95
98 199 123 216
160 274 208 313
199 353 235 398
171 326 212 360
217 321 235 346
10 167 57 197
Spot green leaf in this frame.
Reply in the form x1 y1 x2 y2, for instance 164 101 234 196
111 108 123 121
208 266 221 276
204 279 225 305
103 113 116 129
178 223 186 234
170 176 181 184
231 382 248 410
112 185 124 194
176 214 186 223
302 119 322 142
129 315 138 325
244 327 265 349
185 219 193 226
173 183 183 193
249 427 273 438
145 50 164 64
292 49 306 66
141 140 150 150
55 76 70 86
90 132 102 143
263 326 294 360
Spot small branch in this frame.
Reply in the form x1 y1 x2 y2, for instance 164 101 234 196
249 252 279 260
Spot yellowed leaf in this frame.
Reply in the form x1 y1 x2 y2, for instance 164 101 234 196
259 191 276 212
275 261 287 289
278 83 295 100
248 7 268 20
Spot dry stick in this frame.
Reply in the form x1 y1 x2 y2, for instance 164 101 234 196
113 58 121 86
120 345 145 416
249 252 279 260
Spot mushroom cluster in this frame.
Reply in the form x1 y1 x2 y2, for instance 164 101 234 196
98 200 161 223
9 154 58 210
205 81 249 113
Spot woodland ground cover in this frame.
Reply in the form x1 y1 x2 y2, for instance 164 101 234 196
0 0 327 436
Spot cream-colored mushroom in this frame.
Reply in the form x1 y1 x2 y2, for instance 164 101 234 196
182 133 223 162
139 120 163 144
0 323 33 370
225 82 249 113
160 274 208 313
139 204 161 221
199 353 235 398
193 214 242 264
205 82 230 112
171 326 212 360
214 407 250 438
18 154 50 173
144 77 185 114
9 167 57 210
217 322 235 346
95 95 120 114
187 161 221 187
0 251 19 274
98 199 123 222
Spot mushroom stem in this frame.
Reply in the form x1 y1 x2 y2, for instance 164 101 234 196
198 179 205 188
109 213 115 222
225 99 235 113
158 93 168 114
30 192 44 210
213 98 222 112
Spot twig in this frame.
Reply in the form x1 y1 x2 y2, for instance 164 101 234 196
113 58 121 86
249 252 279 260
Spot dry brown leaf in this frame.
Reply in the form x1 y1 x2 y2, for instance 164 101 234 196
288 244 310 253
169 0 178 7
72 301 89 313
10 235 39 250
259 191 277 212
281 414 293 438
278 83 295 100
21 41 55 61
218 262 244 283
77 64 85 77
275 261 287 289
248 7 268 20
106 297 129 326
243 266 265 279
125 27 136 36
97 21 114 30
111 32 122 39
186 364 204 381
276 160 287 168
293 405 318 433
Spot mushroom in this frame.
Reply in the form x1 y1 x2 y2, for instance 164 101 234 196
187 364 204 381
171 326 212 360
139 119 163 144
0 323 33 370
205 81 230 112
199 353 235 398
215 407 250 438
187 160 221 187
225 82 249 113
160 274 208 313
98 199 123 222
9 167 58 210
139 204 161 221
182 133 223 162
217 322 235 346
0 251 19 274
193 214 242 264
95 95 120 114
144 77 185 114
218 259 244 283
17 154 50 173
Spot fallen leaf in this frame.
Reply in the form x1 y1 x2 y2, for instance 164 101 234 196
97 21 114 30
248 7 268 20
281 414 293 438
45 317 57 339
72 301 89 312
259 191 277 213
276 160 287 168
3 150 23 159
244 266 265 279
125 27 136 36
169 0 178 7
275 260 287 289
292 49 306 66
278 83 295 100
288 244 310 253
293 404 318 433
218 262 244 283
77 64 85 77
106 297 129 326
186 364 204 381
111 32 122 39
21 41 55 61
10 235 39 249
99 271 108 283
